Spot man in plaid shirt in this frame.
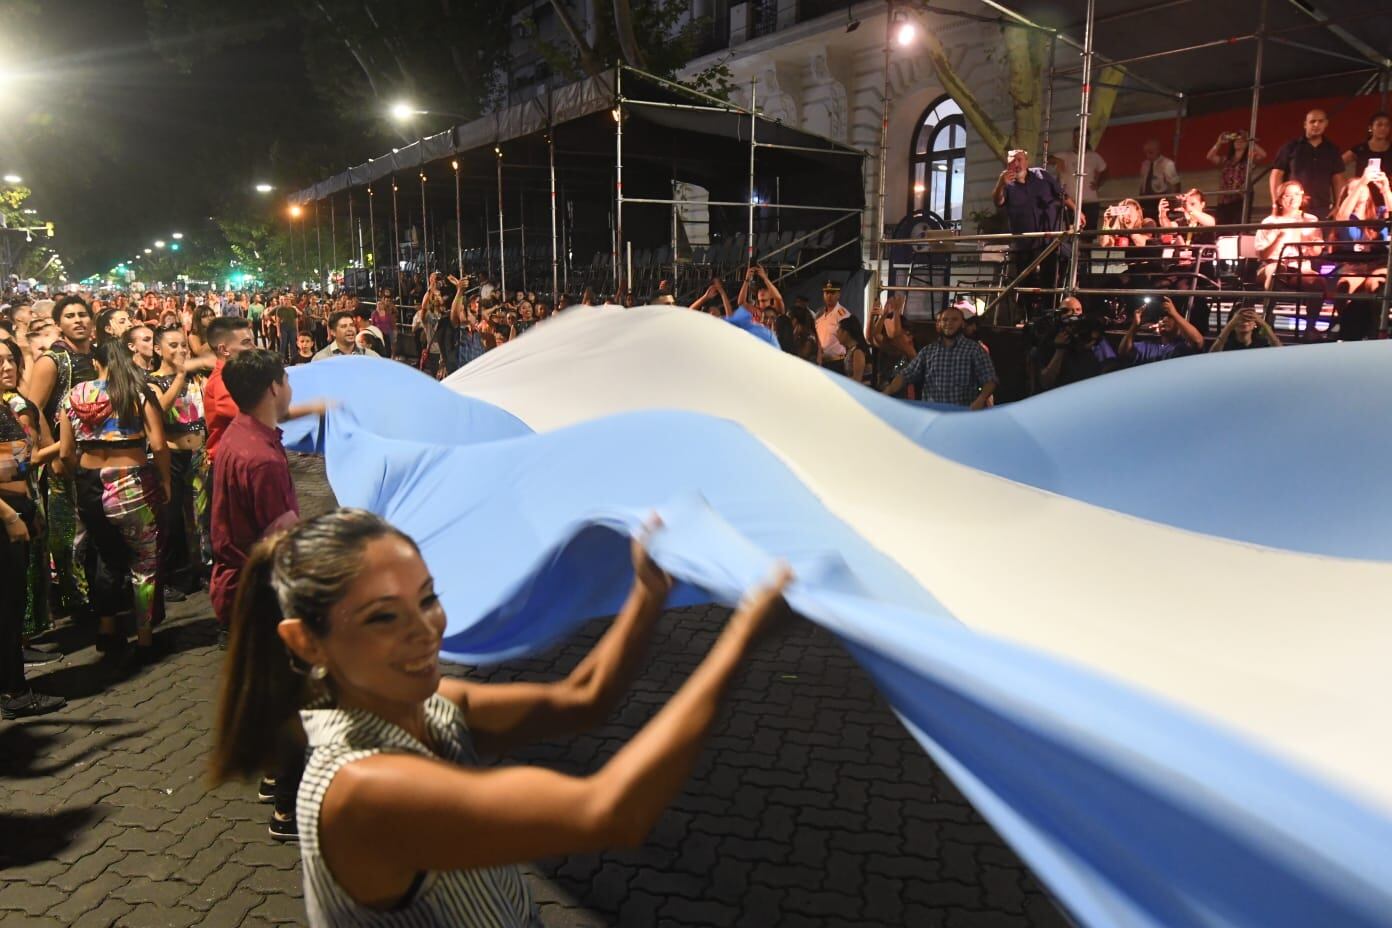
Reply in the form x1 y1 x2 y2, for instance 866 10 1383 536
881 306 998 409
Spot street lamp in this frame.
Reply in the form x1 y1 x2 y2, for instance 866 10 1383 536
389 100 419 122
2 174 20 184
289 204 303 219
155 240 166 249
171 232 183 240
144 248 152 254
255 183 274 194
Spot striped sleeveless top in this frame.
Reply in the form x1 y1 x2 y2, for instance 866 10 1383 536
298 695 538 927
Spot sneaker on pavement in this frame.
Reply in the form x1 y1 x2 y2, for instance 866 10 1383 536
268 812 298 842
21 647 61 666
257 778 277 803
164 587 187 603
2 691 67 720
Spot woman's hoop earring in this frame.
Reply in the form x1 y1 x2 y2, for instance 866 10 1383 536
310 664 329 681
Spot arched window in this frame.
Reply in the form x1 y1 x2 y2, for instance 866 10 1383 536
909 96 966 227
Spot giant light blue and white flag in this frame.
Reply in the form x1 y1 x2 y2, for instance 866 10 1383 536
284 306 1392 928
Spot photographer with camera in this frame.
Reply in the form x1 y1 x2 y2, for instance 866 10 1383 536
1119 295 1204 365
1210 305 1282 352
1031 309 1116 392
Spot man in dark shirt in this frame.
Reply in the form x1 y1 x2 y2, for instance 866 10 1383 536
1270 109 1346 218
993 149 1075 321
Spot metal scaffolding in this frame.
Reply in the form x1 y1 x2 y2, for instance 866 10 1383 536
876 0 1392 334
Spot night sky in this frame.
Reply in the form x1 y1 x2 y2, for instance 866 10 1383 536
0 0 388 277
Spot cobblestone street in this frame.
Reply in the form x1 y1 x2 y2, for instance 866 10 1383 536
0 456 1068 927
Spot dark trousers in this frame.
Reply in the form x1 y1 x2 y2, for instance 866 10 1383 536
1335 298 1376 341
278 325 295 361
273 729 307 819
1008 242 1059 321
159 450 207 592
0 498 32 694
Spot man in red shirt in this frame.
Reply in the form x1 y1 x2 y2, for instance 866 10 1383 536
202 317 255 466
209 348 302 634
212 347 331 840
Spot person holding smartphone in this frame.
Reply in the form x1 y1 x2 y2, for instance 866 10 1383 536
1329 169 1391 340
1210 305 1282 351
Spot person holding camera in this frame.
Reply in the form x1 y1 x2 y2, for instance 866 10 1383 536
1329 169 1391 340
1035 299 1119 395
1118 295 1204 365
1206 131 1267 226
994 148 1074 321
689 278 733 317
1210 305 1281 352
1155 189 1218 334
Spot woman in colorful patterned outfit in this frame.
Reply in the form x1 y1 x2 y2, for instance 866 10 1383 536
25 296 98 619
2 341 63 659
0 339 66 719
59 341 171 662
148 327 213 594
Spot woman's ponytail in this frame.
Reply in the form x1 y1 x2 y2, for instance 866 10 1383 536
208 508 416 785
210 530 303 784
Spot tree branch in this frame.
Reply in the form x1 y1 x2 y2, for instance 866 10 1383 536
548 0 605 79
611 0 646 69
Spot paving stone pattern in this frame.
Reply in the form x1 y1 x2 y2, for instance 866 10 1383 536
0 454 1069 927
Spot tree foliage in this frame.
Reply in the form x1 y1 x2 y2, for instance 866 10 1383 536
144 0 513 123
540 0 706 81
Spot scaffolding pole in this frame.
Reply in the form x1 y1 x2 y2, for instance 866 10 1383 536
419 171 429 277
1065 0 1096 295
747 78 758 269
347 191 357 269
549 130 559 305
871 1 892 305
1040 33 1058 162
367 185 376 291
391 179 402 302
314 199 323 289
614 67 624 295
454 160 463 277
496 148 507 295
330 197 338 287
1242 0 1268 224
520 189 528 293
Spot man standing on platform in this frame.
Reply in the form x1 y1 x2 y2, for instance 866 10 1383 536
1137 139 1181 218
1051 128 1108 231
1271 109 1346 219
994 148 1073 321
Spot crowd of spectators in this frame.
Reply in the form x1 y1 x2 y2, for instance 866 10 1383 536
997 108 1389 343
